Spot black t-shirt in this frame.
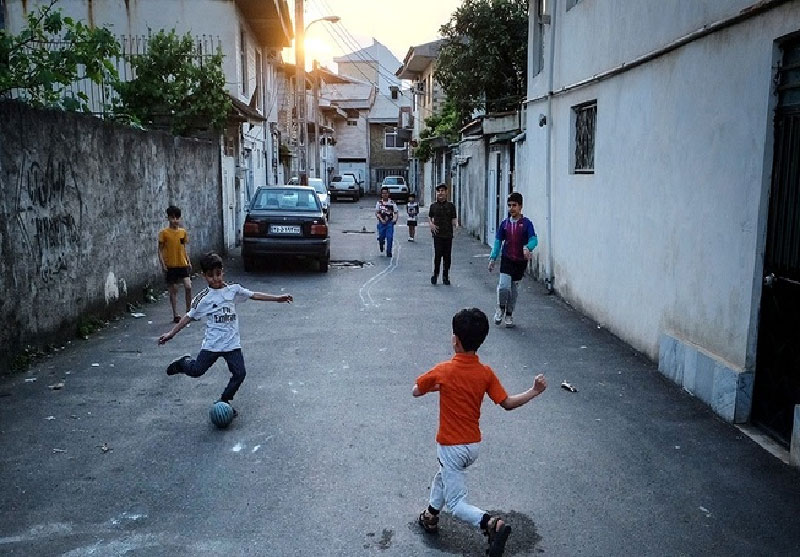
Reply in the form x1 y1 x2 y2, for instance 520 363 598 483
429 201 457 238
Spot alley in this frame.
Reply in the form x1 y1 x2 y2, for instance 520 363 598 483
1 200 799 557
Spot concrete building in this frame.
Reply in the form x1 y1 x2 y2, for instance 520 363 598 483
322 77 375 190
3 0 293 250
367 87 411 192
522 0 800 453
396 39 446 206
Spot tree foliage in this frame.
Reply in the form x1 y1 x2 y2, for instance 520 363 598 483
434 0 528 125
115 29 231 136
414 98 461 162
0 0 120 112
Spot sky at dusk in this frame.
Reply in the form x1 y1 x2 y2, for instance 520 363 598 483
285 0 463 71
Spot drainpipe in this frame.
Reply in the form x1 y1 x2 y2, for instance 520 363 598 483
543 0 558 293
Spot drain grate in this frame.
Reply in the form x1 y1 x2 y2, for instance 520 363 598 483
342 227 373 234
330 260 373 268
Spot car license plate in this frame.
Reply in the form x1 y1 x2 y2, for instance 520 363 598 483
270 225 301 234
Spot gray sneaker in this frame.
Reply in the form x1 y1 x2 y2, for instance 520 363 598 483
493 307 505 325
504 314 514 328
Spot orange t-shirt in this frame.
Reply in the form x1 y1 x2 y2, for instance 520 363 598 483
416 353 508 445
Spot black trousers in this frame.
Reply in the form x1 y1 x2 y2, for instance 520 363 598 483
432 236 453 278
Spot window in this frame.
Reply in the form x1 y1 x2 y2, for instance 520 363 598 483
530 0 547 77
572 101 597 173
240 28 247 96
385 128 405 149
347 119 358 126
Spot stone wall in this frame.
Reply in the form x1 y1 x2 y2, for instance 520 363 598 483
0 101 223 371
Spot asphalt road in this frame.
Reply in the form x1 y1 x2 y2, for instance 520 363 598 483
2 199 800 556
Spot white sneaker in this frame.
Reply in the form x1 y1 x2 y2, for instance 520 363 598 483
493 307 504 325
504 314 514 328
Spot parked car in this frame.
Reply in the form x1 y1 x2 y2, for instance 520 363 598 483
342 172 364 195
308 178 330 220
242 186 330 273
286 177 330 219
381 176 409 202
329 174 360 201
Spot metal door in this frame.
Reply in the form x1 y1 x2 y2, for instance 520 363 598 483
752 38 800 446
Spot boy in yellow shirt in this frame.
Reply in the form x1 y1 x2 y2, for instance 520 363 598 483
158 205 192 323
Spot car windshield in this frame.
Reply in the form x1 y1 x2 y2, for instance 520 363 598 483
309 180 326 194
333 175 354 183
251 188 320 211
383 177 402 185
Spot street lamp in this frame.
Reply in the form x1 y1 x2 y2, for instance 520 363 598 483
295 8 340 185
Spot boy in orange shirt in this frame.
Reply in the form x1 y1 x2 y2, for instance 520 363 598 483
413 308 547 556
158 205 192 323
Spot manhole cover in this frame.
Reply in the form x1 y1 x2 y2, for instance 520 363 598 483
330 260 373 268
342 228 373 234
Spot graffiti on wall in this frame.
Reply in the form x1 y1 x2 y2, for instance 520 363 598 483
15 153 84 283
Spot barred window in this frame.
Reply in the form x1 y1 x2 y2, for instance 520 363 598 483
572 101 596 173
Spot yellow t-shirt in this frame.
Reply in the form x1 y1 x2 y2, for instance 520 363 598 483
158 227 189 268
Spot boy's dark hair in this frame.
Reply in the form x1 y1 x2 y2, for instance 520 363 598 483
380 186 389 193
507 192 523 206
435 183 448 191
408 192 416 198
166 205 181 218
200 252 223 273
452 308 490 352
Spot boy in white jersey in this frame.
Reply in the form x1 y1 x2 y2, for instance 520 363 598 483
158 252 292 411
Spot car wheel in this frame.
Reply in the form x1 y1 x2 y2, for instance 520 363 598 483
243 256 255 272
319 257 329 273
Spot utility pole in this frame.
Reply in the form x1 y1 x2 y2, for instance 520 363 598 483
294 0 307 185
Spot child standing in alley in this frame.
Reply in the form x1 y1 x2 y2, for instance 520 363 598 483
488 193 538 328
158 205 193 323
158 252 293 413
413 308 547 556
375 186 398 257
406 192 419 242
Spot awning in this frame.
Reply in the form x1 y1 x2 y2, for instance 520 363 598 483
489 131 518 144
228 95 266 123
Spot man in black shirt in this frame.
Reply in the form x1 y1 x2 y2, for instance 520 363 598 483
428 183 458 285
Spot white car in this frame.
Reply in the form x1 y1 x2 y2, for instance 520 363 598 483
329 174 360 201
381 176 409 202
308 178 330 220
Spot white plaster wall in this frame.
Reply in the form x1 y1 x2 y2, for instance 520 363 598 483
523 1 800 368
552 0 757 89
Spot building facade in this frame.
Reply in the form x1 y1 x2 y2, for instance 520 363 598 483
522 0 800 452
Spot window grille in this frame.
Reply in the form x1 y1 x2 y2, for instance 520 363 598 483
573 101 596 173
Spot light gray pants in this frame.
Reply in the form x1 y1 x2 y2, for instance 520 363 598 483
429 443 486 527
497 273 519 314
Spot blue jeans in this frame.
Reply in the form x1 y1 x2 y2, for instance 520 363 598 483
377 221 395 255
177 349 247 402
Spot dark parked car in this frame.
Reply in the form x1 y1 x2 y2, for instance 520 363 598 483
242 186 330 272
